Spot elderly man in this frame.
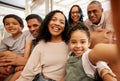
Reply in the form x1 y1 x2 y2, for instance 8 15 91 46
84 0 113 32
0 14 42 80
84 0 115 48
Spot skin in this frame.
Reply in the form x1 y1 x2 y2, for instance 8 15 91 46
87 3 103 24
41 12 66 79
4 18 23 39
101 67 117 81
0 17 42 69
0 17 42 79
90 29 114 48
71 6 80 24
4 17 32 58
48 13 65 42
0 18 24 79
110 1 120 81
110 0 120 53
15 11 67 81
89 44 119 81
68 30 90 56
87 2 115 48
0 17 32 81
67 28 118 81
87 2 120 80
27 18 42 38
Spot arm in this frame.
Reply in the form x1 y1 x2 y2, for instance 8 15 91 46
60 76 66 81
14 40 32 72
59 74 66 81
89 44 118 65
100 68 117 81
0 66 11 78
16 44 41 81
0 51 27 66
0 32 32 66
96 61 117 81
15 66 24 72
89 44 119 81
23 40 32 59
90 29 114 48
111 0 120 53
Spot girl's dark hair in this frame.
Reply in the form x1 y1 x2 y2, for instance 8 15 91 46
3 14 24 27
65 22 90 43
37 10 69 42
68 5 84 24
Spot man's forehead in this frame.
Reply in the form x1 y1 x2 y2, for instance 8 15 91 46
88 4 101 11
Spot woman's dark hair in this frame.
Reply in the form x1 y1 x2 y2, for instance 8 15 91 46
65 22 90 43
37 10 69 42
3 14 24 27
68 5 84 24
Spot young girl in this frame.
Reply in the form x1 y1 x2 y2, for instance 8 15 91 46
63 23 117 81
0 14 33 81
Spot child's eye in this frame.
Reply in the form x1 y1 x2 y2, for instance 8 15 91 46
81 41 86 44
13 22 18 25
71 41 76 44
5 23 9 26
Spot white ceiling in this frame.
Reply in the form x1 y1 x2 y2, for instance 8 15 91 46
0 0 25 9
0 0 111 20
32 0 111 19
0 0 111 35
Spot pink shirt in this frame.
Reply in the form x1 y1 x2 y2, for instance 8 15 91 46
16 40 69 81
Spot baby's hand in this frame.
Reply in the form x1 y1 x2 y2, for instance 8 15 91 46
6 65 12 73
15 66 24 72
0 66 11 78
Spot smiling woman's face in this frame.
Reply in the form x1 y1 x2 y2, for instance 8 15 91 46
71 6 80 23
48 12 65 37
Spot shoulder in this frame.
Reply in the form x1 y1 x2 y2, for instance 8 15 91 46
34 40 46 48
38 40 45 44
82 49 96 79
92 44 115 52
84 19 93 28
82 49 92 64
84 19 92 24
22 30 31 36
1 36 12 42
22 30 34 40
82 49 91 58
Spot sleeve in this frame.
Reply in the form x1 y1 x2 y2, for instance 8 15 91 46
23 30 34 41
0 39 8 52
16 44 42 81
82 49 96 79
96 61 113 76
